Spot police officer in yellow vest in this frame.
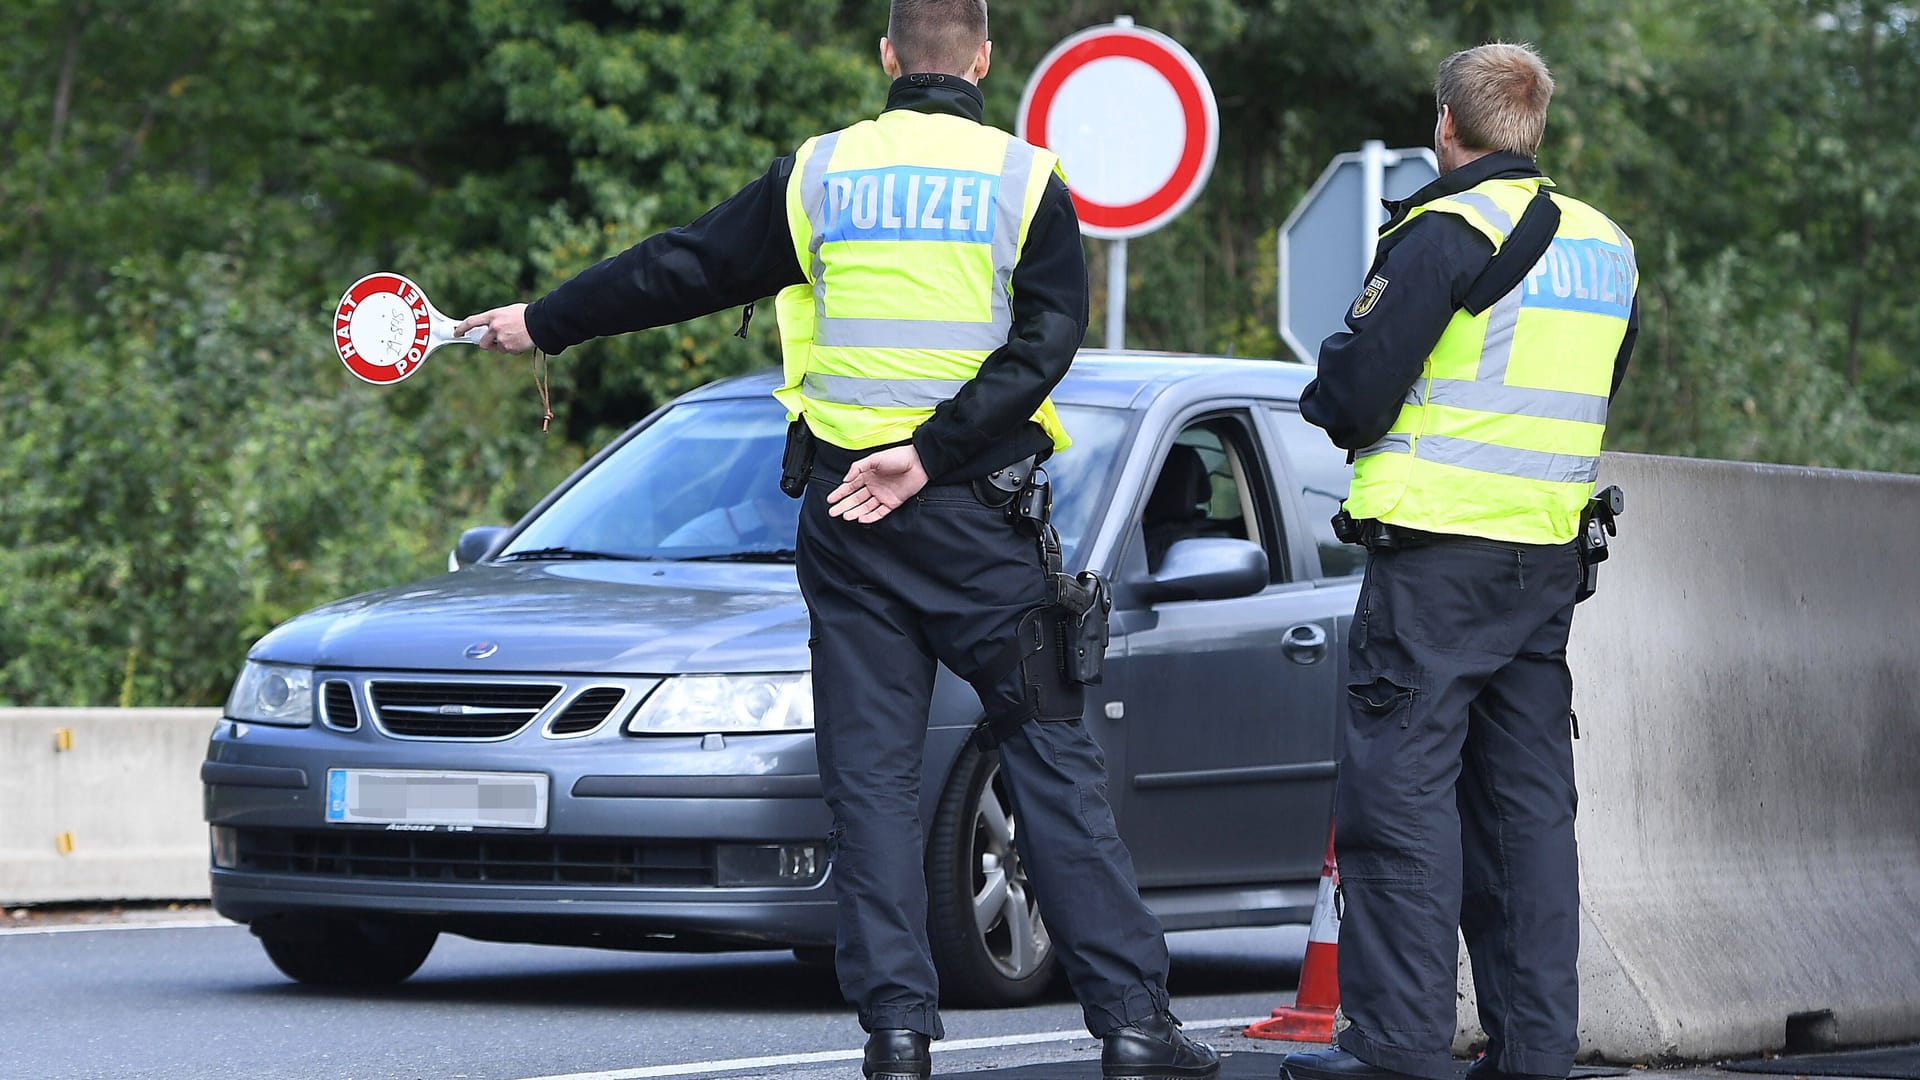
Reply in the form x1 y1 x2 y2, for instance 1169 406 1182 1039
1282 44 1637 1080
454 3 1218 1078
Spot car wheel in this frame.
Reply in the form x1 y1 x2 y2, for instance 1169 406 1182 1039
256 917 438 986
926 741 1058 1007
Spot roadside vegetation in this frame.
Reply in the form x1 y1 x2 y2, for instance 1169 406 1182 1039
5 0 1915 705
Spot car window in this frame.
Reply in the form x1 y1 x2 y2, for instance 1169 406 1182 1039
1268 406 1365 578
500 397 1132 565
1137 415 1281 580
1041 406 1134 567
503 398 796 561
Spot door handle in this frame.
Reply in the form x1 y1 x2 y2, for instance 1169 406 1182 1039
1282 623 1328 665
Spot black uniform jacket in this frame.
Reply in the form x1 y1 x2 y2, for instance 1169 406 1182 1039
1299 151 1639 453
524 75 1089 483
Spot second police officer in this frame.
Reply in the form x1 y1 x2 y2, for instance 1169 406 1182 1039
455 2 1220 1078
1283 43 1638 1080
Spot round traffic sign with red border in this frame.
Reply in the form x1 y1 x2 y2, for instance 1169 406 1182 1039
334 272 434 385
1017 21 1218 240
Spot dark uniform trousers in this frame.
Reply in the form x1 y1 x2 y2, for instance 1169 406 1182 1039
1336 537 1584 1080
795 471 1172 1041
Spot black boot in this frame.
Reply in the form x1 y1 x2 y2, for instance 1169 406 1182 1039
863 1029 931 1080
1282 1047 1424 1080
1102 1013 1220 1078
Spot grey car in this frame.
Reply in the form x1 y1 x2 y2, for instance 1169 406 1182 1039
202 352 1362 1007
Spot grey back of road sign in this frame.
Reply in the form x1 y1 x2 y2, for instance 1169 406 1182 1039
1278 147 1439 362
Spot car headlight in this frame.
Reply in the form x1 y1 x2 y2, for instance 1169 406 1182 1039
626 673 813 734
224 662 315 727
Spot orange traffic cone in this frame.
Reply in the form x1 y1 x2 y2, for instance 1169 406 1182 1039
1246 827 1341 1041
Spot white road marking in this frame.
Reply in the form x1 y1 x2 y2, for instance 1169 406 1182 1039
512 1016 1271 1080
0 919 238 937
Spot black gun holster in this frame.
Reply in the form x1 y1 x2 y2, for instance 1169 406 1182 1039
972 472 1112 750
779 419 815 498
1019 475 1108 689
1053 567 1112 686
1576 485 1625 604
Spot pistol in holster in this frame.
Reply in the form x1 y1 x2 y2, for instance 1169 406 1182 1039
1576 485 1625 604
1030 489 1108 687
969 474 1111 751
1000 464 1110 689
779 419 815 499
1051 564 1112 686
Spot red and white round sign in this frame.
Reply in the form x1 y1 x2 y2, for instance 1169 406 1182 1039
1017 20 1218 240
334 272 434 385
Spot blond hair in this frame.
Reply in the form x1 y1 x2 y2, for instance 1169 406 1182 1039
1434 43 1555 158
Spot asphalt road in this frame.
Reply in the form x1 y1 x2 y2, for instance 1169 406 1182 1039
0 920 1312 1080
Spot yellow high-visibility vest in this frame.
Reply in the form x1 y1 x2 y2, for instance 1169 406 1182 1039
1344 175 1637 545
772 108 1070 454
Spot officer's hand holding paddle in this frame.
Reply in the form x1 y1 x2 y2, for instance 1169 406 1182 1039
454 303 534 354
828 445 928 524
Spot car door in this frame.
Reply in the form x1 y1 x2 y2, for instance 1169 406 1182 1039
1105 406 1341 889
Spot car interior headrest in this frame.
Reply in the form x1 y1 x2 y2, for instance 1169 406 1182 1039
1146 444 1212 525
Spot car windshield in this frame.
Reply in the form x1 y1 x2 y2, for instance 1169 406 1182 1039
499 396 1132 566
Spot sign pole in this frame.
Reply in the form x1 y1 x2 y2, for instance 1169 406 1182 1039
1106 237 1128 351
1359 139 1386 267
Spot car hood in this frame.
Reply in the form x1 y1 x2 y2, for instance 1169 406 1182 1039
248 561 809 675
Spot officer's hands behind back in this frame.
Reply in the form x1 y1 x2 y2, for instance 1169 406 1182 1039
828 445 928 524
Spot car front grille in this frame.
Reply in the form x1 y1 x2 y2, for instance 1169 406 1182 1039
232 828 717 887
549 687 626 736
322 681 360 731
368 681 560 738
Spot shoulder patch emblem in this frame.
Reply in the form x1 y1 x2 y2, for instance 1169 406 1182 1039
1351 274 1390 319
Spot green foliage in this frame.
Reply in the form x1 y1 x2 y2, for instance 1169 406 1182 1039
3 0 1918 704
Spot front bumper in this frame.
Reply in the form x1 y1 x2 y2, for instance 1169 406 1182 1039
208 871 838 949
202 708 839 949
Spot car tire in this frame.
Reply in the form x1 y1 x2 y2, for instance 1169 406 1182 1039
257 918 438 986
926 740 1058 1008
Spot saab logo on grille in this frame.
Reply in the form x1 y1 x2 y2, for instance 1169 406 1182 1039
821 166 999 244
464 641 498 660
1351 274 1390 319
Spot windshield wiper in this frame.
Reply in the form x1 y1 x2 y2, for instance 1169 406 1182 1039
496 546 651 563
677 549 797 563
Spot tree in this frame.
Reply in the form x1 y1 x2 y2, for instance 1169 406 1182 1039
4 0 1918 704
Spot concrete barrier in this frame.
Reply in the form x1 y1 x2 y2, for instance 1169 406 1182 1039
1454 453 1920 1062
0 708 217 905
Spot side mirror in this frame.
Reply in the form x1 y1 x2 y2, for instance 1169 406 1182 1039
1136 538 1269 605
450 526 510 571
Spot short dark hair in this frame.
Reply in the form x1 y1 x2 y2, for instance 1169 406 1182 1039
888 0 988 76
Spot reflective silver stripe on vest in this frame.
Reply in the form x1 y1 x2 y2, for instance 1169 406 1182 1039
1427 378 1609 426
813 317 1008 351
1476 282 1525 383
802 130 843 319
1357 433 1412 459
800 130 1036 353
1607 219 1639 293
1449 191 1515 238
802 372 968 409
987 138 1037 330
1416 435 1599 485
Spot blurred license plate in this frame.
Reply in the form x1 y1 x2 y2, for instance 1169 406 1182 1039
325 769 548 829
